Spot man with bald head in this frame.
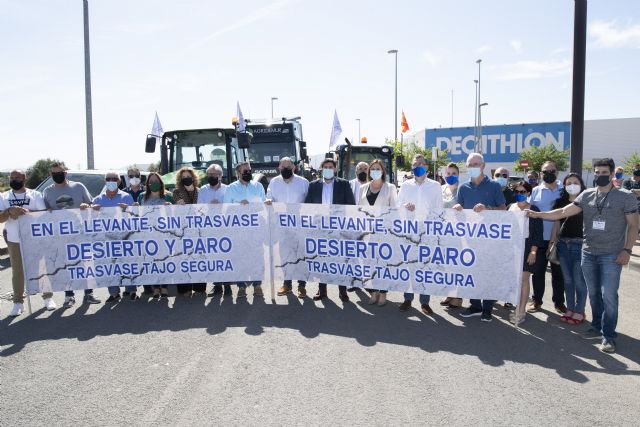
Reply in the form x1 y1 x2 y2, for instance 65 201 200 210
350 161 369 204
0 169 55 315
494 166 515 206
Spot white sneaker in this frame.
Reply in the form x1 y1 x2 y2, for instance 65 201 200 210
9 303 24 317
43 298 57 311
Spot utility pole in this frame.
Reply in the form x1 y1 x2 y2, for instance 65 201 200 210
83 0 95 169
570 0 587 173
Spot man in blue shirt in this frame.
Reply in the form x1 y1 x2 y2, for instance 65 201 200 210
92 172 135 302
527 160 565 314
223 162 266 299
453 153 506 322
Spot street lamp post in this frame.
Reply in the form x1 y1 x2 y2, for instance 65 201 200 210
356 118 361 143
388 49 398 142
477 102 488 153
475 59 482 153
270 97 278 119
83 0 94 169
474 79 478 141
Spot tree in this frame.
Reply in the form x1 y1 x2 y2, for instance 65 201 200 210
25 158 65 189
147 161 161 173
513 145 569 173
390 138 452 172
622 151 640 173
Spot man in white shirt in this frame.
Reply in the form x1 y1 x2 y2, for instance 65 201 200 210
0 169 56 315
397 154 443 316
265 157 310 298
349 162 369 204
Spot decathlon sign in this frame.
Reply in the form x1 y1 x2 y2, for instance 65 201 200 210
424 122 570 163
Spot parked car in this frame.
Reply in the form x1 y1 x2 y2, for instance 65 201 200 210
36 170 149 198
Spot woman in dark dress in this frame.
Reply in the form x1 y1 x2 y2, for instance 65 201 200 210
508 181 543 325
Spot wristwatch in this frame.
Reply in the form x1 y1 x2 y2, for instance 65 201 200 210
623 248 632 255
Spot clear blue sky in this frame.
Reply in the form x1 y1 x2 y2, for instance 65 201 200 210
1 0 639 170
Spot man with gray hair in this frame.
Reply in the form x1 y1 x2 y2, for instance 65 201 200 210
265 157 310 298
198 163 231 296
453 152 506 322
350 161 369 204
0 169 55 315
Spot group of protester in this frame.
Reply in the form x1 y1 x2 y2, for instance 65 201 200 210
1 156 638 353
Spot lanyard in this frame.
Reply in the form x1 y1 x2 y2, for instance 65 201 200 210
11 191 27 206
595 188 611 217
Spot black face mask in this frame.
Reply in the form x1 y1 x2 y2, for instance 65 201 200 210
280 168 293 179
633 169 640 177
542 172 556 184
51 172 66 184
208 176 219 186
181 177 194 187
241 171 253 182
357 171 368 182
595 174 611 187
9 180 24 191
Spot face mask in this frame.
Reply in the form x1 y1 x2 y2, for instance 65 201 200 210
445 175 458 185
105 181 118 192
614 172 623 180
370 170 383 181
52 172 66 184
148 182 162 192
241 171 253 182
566 184 581 195
495 177 508 188
634 169 640 177
595 174 610 187
208 176 219 186
280 168 293 180
412 166 426 177
467 167 481 179
9 180 24 191
528 179 538 185
542 172 556 184
515 194 527 203
129 177 141 186
357 171 368 182
181 177 194 187
322 168 334 180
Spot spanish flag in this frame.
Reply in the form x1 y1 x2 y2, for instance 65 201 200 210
401 111 410 133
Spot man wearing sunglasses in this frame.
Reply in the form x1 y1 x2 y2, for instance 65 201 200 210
124 167 145 204
92 172 135 302
528 160 565 314
494 167 515 206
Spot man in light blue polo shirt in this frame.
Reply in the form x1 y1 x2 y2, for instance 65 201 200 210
92 171 135 302
223 161 266 299
453 153 506 322
528 160 565 314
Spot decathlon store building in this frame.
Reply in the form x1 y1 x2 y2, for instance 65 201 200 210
409 117 640 180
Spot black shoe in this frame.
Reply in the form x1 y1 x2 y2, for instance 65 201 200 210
223 285 232 296
123 291 130 297
83 294 101 304
481 311 493 322
503 302 515 310
460 307 483 318
208 285 223 297
106 294 121 303
130 293 139 300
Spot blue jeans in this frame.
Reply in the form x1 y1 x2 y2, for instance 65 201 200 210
581 250 622 339
470 299 495 313
403 293 430 304
557 239 588 313
108 285 137 296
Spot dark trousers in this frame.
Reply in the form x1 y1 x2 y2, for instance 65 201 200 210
177 283 206 294
65 290 92 296
284 280 306 289
470 299 495 313
318 283 347 294
532 241 565 305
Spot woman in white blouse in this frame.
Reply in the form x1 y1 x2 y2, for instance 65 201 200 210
358 159 398 306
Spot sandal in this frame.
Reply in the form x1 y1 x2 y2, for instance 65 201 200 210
566 312 585 325
560 310 575 322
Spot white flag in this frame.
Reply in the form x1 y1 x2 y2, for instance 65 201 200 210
151 111 163 136
237 102 246 132
329 109 342 149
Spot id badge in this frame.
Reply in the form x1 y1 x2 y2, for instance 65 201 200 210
593 220 606 231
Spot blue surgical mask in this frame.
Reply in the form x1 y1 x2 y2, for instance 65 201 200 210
412 166 426 177
515 193 527 202
528 179 538 185
495 177 508 188
322 168 334 180
445 175 458 185
370 170 383 181
106 181 118 192
615 172 623 180
468 167 481 179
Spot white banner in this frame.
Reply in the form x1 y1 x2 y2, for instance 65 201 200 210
271 204 526 304
19 203 526 303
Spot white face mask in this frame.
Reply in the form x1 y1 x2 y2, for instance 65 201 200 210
370 170 383 180
105 181 118 192
129 177 141 186
566 184 581 195
322 168 335 180
468 167 481 179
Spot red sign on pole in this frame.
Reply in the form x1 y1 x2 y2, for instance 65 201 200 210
519 160 529 169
